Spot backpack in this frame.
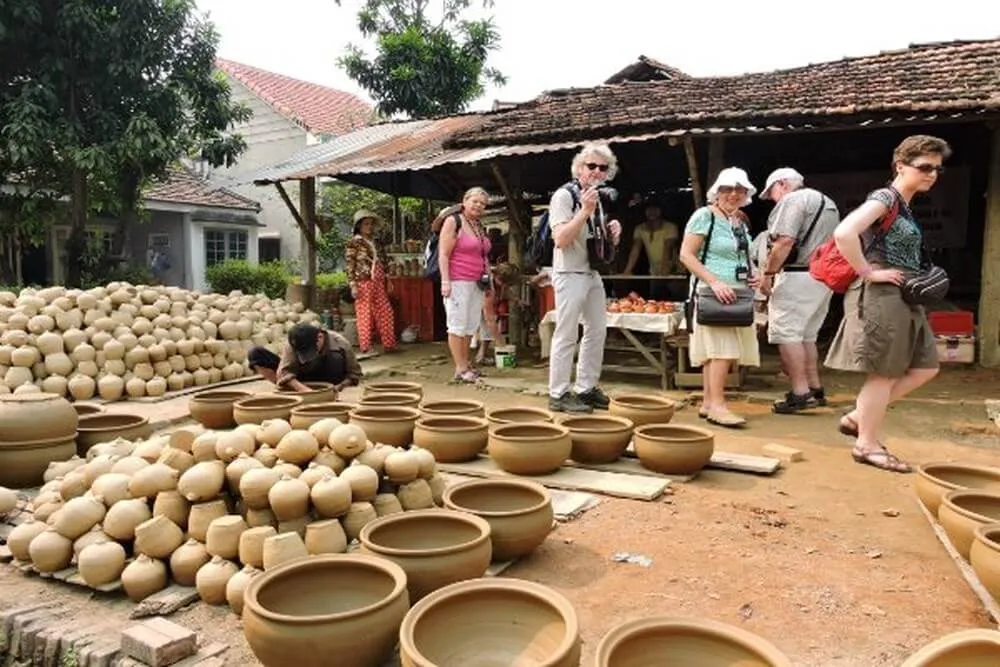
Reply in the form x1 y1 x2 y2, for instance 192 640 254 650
423 213 461 279
808 191 899 293
527 183 580 270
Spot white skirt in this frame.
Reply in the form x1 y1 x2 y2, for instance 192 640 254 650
689 322 760 367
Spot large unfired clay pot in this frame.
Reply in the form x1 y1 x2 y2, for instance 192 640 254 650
399 578 580 667
188 390 252 429
488 422 571 475
419 400 485 419
234 396 304 425
363 382 423 399
486 407 554 426
289 402 356 430
633 424 714 475
412 416 488 463
595 616 791 667
242 554 410 667
916 462 1000 515
900 628 1000 666
73 403 105 418
971 523 1000 602
938 489 1000 560
442 479 553 561
609 394 675 427
275 382 338 405
560 415 634 464
0 393 79 444
76 413 152 457
359 509 492 602
360 392 421 409
349 406 421 448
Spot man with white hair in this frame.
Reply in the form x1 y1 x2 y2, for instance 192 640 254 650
759 168 840 413
547 143 623 413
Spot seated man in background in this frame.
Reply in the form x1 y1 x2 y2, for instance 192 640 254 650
248 323 362 392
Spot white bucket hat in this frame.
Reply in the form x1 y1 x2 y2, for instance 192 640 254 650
760 167 805 200
706 167 757 207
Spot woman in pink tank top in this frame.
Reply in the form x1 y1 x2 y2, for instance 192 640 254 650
439 187 492 382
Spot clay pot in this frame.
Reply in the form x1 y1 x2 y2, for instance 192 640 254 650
939 489 1000 559
262 532 310 571
486 407 554 426
305 519 348 555
206 515 249 560
135 514 185 558
360 392 421 409
560 415 634 464
916 462 1000 515
349 406 421 448
170 539 211 586
609 394 676 427
121 554 168 602
275 381 338 405
289 402 356 430
240 526 278 569
633 424 715 475
595 616 791 667
0 393 79 486
363 382 422 399
226 565 261 616
196 555 240 605
359 508 492 602
900 628 1000 666
399 578 580 667
373 493 404 517
398 480 435 511
418 399 485 419
971 524 1000 602
0 437 76 488
188 499 229 542
76 414 152 457
78 541 127 588
233 395 304 425
188 390 253 429
242 554 410 667
72 403 104 418
443 479 552 561
342 502 378 541
488 423 571 475
412 417 488 463
153 490 190 529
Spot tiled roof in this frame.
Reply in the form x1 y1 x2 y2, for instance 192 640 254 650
216 58 373 136
145 166 261 211
450 39 1000 147
604 56 690 84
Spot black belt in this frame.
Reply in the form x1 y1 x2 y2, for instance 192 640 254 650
783 265 809 272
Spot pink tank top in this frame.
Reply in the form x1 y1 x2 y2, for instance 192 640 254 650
449 225 491 281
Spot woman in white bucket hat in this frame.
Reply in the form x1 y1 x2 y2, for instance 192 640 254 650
679 167 761 427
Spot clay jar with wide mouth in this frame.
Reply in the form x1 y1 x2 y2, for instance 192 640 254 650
0 394 79 487
399 578 580 667
289 402 356 430
412 416 488 463
489 422 571 475
900 628 1000 667
363 382 423 400
242 554 410 667
486 407 554 427
76 413 152 457
360 392 421 409
916 462 1000 515
633 424 714 475
595 616 792 667
233 395 304 425
443 479 553 561
609 394 675 427
349 406 421 448
560 415 634 464
275 382 338 405
419 400 485 419
938 489 1000 560
359 508 492 602
971 523 1000 601
73 403 105 418
188 390 252 429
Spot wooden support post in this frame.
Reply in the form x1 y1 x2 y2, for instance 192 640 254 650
707 137 726 188
490 161 527 347
980 126 1000 367
274 182 316 253
682 136 705 208
299 178 317 308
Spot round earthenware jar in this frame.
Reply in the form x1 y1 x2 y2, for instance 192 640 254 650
399 578 580 667
412 417 488 463
609 394 675 427
363 382 423 400
0 437 77 488
360 392 422 409
900 628 1000 667
349 406 421 448
560 415 634 464
188 390 253 429
633 424 714 476
418 400 486 419
359 509 492 603
233 396 304 426
595 616 792 667
275 382 338 406
76 413 153 457
938 489 1000 560
242 554 410 667
916 462 1000 515
486 407 554 427
487 423 571 475
0 393 79 445
442 479 553 561
289 402 356 430
73 403 105 418
971 524 1000 602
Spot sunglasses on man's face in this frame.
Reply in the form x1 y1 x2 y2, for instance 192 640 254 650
909 163 945 175
585 163 609 172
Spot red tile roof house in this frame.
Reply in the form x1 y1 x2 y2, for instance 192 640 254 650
210 59 373 266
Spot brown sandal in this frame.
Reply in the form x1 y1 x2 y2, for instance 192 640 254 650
839 415 859 438
851 445 911 473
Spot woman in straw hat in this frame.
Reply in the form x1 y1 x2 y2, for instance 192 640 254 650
345 209 397 354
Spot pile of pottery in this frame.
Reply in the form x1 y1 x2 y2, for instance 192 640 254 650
0 282 320 401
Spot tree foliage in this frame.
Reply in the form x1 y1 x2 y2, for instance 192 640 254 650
336 0 505 118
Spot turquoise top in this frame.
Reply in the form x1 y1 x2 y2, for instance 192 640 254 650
683 206 751 287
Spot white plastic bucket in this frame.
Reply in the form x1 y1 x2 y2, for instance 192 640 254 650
494 345 517 370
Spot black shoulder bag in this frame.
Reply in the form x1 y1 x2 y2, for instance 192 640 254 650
782 195 827 268
687 213 755 328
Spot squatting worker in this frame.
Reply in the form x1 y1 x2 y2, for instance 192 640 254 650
248 322 362 393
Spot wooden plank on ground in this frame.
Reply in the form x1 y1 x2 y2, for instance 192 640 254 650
565 458 695 483
623 446 781 475
130 585 200 619
436 456 669 501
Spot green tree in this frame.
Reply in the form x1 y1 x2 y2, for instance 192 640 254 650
0 0 250 286
336 0 506 118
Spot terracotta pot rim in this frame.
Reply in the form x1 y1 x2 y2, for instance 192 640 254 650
360 508 491 557
276 381 336 394
442 479 551 517
973 522 1000 553
917 462 1000 491
609 396 676 411
189 391 252 403
234 396 304 410
634 424 714 442
419 399 485 412
941 489 1000 523
349 406 421 422
0 392 64 404
363 382 422 393
560 415 635 433
399 578 579 667
414 416 489 431
594 616 791 666
487 407 553 421
490 422 570 440
360 393 422 403
899 628 1000 666
290 402 356 415
76 414 150 431
242 553 408 625
0 436 76 450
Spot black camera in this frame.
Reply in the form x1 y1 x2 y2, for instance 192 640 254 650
477 274 491 290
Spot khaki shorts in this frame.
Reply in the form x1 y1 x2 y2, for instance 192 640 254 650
767 271 833 344
825 280 938 378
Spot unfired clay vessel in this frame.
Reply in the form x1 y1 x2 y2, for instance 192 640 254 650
938 489 1000 559
349 406 421 448
900 628 1000 666
360 392 421 409
418 399 486 419
486 407 554 426
76 414 152 457
72 403 105 418
443 479 553 561
275 381 338 405
633 424 714 475
595 616 791 667
916 462 1000 515
399 578 581 667
242 554 410 667
363 381 423 399
0 394 79 486
609 394 675 427
234 396 304 425
289 402 356 430
971 523 1000 602
560 415 635 464
412 416 488 463
188 390 252 429
488 423 571 475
